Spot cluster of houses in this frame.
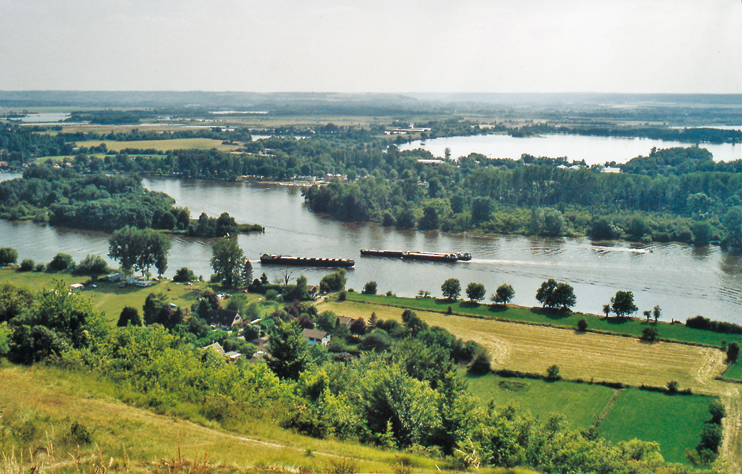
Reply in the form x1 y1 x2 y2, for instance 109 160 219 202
202 308 357 362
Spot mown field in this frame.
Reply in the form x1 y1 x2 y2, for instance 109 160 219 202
75 138 241 152
318 299 726 394
345 293 742 347
599 388 715 464
1 364 490 474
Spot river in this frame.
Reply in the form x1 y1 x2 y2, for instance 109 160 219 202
1 171 740 324
399 133 742 164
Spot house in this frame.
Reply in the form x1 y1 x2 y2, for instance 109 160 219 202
70 283 84 290
224 351 241 362
302 329 331 346
204 342 225 354
126 276 152 287
306 285 319 298
104 273 123 282
204 342 241 362
338 316 354 327
205 308 242 330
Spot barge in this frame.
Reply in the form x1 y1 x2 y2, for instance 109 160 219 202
260 254 355 268
360 249 472 262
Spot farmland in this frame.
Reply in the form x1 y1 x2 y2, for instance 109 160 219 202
74 138 241 152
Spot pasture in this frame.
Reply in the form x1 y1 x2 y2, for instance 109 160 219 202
722 361 742 381
598 388 715 464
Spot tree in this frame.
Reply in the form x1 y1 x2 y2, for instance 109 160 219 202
241 260 253 287
401 309 428 336
491 284 515 305
319 269 346 292
611 291 638 318
117 306 142 327
108 226 171 277
267 321 310 380
577 318 588 331
465 282 486 302
73 254 109 275
363 281 378 295
727 342 740 362
210 238 245 287
536 279 575 310
48 253 74 271
441 278 461 301
653 305 661 323
350 317 367 336
546 364 561 381
467 347 491 375
0 247 18 266
642 327 659 342
19 259 34 272
602 303 611 318
172 267 196 282
143 292 168 326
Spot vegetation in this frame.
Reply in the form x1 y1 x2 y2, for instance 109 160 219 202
441 278 461 301
210 238 246 288
109 226 171 276
535 279 576 310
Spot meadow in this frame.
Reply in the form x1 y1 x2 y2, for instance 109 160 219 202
722 361 742 381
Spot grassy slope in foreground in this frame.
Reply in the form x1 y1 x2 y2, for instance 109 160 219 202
346 293 742 347
599 388 714 464
2 364 529 474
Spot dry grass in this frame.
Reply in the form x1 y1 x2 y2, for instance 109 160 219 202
318 300 727 394
74 139 240 153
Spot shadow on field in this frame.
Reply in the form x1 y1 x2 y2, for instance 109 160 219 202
530 307 573 321
487 305 508 314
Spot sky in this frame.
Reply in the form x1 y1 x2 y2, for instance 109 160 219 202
1 0 740 94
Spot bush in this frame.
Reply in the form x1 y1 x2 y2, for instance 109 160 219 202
363 280 377 295
641 326 659 342
34 263 45 272
73 254 109 275
338 290 347 301
666 381 679 394
48 253 74 271
577 318 588 331
173 267 196 282
727 342 740 362
18 259 35 272
546 364 561 381
0 247 18 266
265 289 279 301
467 348 491 375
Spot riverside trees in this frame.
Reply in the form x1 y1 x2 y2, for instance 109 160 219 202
535 279 576 310
108 226 172 277
210 238 245 288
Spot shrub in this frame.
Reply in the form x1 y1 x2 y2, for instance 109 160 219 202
34 263 45 272
641 326 659 342
363 280 377 295
48 253 74 271
73 254 109 275
0 247 18 266
338 290 347 301
18 259 35 272
727 342 740 362
173 267 196 282
577 318 588 331
666 381 679 394
467 348 491 375
546 364 561 381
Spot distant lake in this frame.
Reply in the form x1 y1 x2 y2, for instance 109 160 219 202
399 133 742 165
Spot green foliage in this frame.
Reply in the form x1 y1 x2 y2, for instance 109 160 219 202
363 280 377 295
117 306 142 327
18 258 34 272
535 279 576 310
0 247 19 265
467 348 491 375
546 365 561 381
109 226 171 277
577 317 588 331
465 282 486 302
267 321 310 380
73 254 110 276
491 283 514 305
48 253 75 271
319 269 347 293
441 278 460 301
210 238 245 288
611 290 638 318
642 326 660 342
727 341 740 362
172 267 196 282
0 281 35 323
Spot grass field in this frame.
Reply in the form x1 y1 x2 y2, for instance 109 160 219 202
722 361 742 381
318 298 726 394
464 372 616 429
599 388 715 464
0 267 268 324
75 138 241 152
1 364 488 474
345 293 742 347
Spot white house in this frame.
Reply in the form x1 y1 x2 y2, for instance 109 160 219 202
302 329 331 346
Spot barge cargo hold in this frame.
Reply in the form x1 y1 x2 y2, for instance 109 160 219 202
260 254 355 268
360 249 405 258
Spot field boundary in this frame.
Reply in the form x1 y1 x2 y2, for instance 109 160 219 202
593 389 624 428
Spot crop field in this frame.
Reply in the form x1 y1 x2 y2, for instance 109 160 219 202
465 372 616 429
74 138 241 152
599 388 715 464
345 293 742 347
319 299 726 394
0 365 454 474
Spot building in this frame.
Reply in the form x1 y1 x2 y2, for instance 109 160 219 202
338 316 354 327
70 283 84 290
302 329 331 346
205 308 242 330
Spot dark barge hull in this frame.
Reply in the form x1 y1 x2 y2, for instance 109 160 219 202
360 249 405 258
260 254 355 267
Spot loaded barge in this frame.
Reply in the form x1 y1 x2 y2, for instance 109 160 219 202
260 254 355 268
360 249 472 262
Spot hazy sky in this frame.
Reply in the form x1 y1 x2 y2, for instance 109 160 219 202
2 0 740 93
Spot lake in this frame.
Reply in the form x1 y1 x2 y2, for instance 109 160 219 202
399 133 742 165
1 171 740 324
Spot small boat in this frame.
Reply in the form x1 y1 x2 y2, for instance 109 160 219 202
260 254 355 268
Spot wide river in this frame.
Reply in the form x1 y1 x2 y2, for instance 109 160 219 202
399 133 742 164
1 172 741 324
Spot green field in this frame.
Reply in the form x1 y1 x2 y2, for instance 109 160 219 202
0 267 267 324
75 138 241 152
599 388 714 464
465 372 616 429
347 293 742 347
722 361 742 381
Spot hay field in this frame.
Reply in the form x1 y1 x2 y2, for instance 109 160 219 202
318 300 726 394
75 138 240 152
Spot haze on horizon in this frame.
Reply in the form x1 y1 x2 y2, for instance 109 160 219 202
1 0 740 95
